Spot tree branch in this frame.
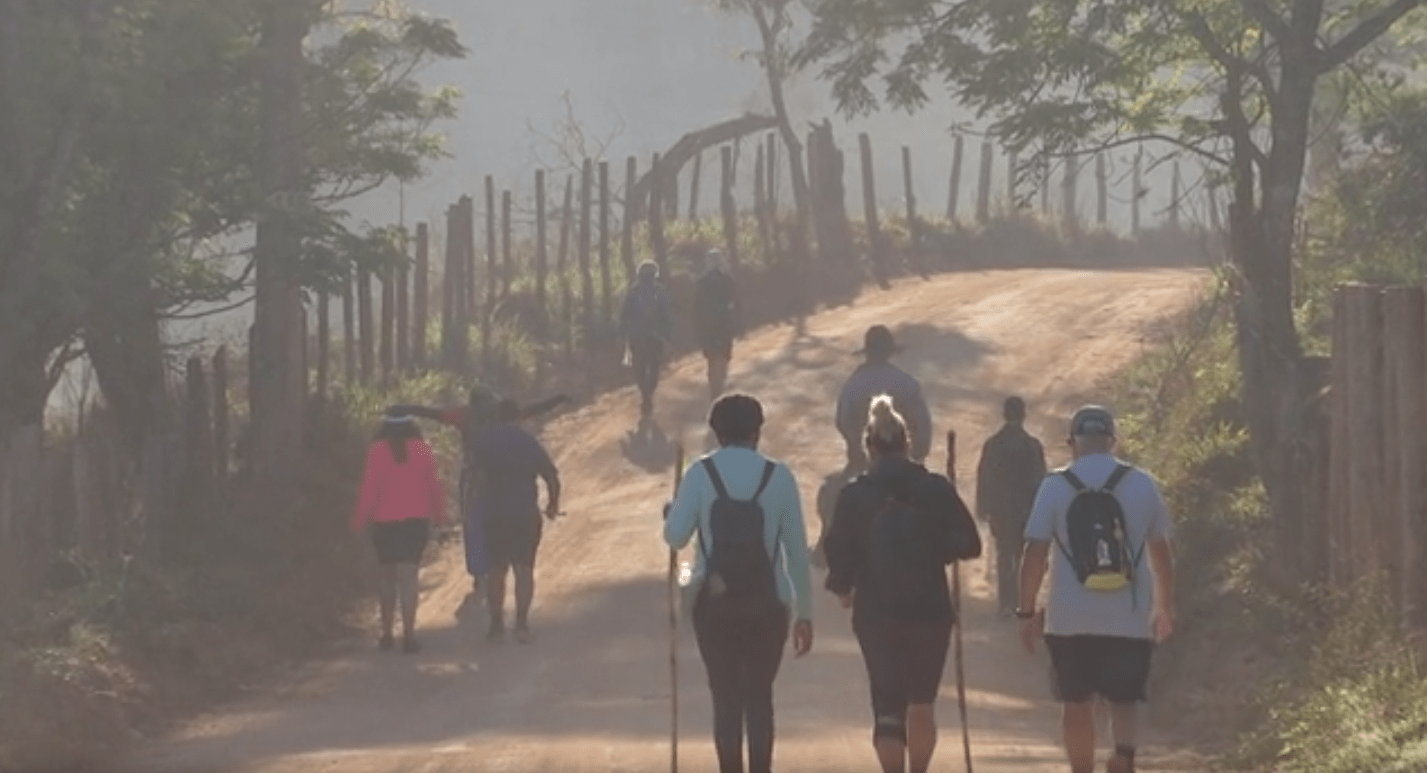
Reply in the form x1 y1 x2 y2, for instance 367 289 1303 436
1317 0 1423 72
1236 0 1291 40
1181 9 1278 101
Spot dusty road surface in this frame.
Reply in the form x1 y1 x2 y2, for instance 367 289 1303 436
120 268 1209 773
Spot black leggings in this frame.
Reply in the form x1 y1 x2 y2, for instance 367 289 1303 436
629 337 664 401
693 593 790 773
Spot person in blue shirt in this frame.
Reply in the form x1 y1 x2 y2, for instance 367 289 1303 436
664 393 814 773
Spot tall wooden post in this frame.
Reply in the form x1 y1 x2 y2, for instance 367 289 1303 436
342 271 355 384
976 140 993 224
579 158 595 341
412 222 429 367
502 189 513 301
316 292 330 400
1132 146 1143 236
395 253 409 372
1096 153 1108 226
859 134 886 282
483 178 497 370
599 160 613 325
687 152 702 222
719 146 738 266
947 135 964 222
1169 161 1182 230
558 175 575 363
535 170 549 327
902 145 918 243
379 268 394 380
1061 155 1080 233
357 266 374 383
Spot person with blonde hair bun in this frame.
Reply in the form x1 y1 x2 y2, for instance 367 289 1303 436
824 395 981 773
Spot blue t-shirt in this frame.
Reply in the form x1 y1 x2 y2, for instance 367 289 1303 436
466 423 558 525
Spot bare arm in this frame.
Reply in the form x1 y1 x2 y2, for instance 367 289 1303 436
1018 540 1051 613
1148 538 1175 617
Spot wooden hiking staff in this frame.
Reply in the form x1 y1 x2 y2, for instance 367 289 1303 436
946 429 974 773
665 443 686 773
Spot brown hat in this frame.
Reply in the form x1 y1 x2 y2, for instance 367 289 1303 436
855 325 904 356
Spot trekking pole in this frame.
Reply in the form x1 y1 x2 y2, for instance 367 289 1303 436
946 429 974 773
665 443 686 773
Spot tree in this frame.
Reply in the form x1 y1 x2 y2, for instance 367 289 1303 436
715 0 813 264
799 0 1426 584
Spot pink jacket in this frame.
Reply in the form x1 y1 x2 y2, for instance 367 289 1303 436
351 439 448 532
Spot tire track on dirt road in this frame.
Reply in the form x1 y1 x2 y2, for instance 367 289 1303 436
119 267 1209 773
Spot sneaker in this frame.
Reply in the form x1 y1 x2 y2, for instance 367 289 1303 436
401 635 421 654
378 633 395 652
1106 752 1135 773
514 626 533 645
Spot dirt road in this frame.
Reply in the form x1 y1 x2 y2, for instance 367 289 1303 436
121 268 1208 773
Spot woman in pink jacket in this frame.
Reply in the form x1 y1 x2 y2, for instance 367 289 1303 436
352 410 449 653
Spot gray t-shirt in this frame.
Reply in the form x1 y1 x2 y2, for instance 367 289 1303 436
1024 453 1174 640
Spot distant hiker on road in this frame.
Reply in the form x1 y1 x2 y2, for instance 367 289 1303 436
694 249 740 400
621 260 673 418
351 409 450 654
824 395 982 773
389 388 567 593
664 393 814 773
976 396 1048 615
836 325 932 474
1017 405 1176 773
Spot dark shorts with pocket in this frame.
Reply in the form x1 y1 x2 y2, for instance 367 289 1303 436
370 518 431 565
1044 634 1154 704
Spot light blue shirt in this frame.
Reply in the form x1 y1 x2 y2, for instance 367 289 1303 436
1024 453 1174 640
664 446 813 621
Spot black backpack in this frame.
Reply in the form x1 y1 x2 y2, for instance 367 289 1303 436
698 459 781 606
865 482 946 616
1054 464 1140 592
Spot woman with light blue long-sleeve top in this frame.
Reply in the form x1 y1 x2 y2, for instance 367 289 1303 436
664 393 814 773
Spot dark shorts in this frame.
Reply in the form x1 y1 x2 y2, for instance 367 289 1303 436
483 517 543 568
370 518 430 565
1044 634 1154 704
854 614 954 724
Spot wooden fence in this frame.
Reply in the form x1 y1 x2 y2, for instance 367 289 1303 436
0 130 1215 611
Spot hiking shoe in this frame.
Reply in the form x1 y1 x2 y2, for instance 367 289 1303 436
1106 753 1135 773
401 636 421 654
378 633 395 652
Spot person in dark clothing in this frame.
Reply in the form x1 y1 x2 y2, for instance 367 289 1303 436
388 387 567 594
825 395 981 773
694 249 740 400
976 396 1048 615
620 260 673 417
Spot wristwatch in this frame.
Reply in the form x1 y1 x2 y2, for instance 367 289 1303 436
1014 608 1037 620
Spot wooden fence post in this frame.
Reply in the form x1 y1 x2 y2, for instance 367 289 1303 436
439 204 458 370
767 132 780 224
183 356 213 504
535 170 549 330
213 346 229 484
1005 148 1018 211
379 267 394 381
1170 161 1182 230
502 189 513 302
557 174 575 364
1343 284 1385 586
316 292 330 400
599 160 613 326
1132 146 1143 236
687 151 701 222
396 249 409 372
1062 154 1080 233
720 146 739 267
976 140 993 224
1039 153 1050 214
1385 286 1426 624
357 265 375 383
902 145 918 243
859 133 885 281
947 135 963 223
413 222 429 368
1096 153 1108 226
579 158 596 346
754 144 770 260
622 156 639 280
342 273 355 385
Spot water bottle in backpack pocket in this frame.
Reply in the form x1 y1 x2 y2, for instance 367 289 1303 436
698 459 782 616
1053 464 1142 592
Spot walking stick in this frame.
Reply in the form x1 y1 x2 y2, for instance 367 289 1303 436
665 444 686 773
946 429 974 773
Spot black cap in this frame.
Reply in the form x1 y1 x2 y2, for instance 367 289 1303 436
855 325 904 356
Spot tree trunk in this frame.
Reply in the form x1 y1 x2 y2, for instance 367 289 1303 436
751 4 811 265
249 0 312 528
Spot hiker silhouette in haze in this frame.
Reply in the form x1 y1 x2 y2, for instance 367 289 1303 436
824 395 981 773
351 409 450 654
976 395 1048 615
835 325 932 475
388 387 566 594
693 248 740 401
663 393 814 773
620 260 673 419
1018 405 1176 773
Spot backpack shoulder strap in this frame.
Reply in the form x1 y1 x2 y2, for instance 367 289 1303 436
1060 468 1088 492
751 461 777 500
1103 463 1133 492
701 458 730 499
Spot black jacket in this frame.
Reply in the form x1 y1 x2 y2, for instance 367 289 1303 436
824 455 982 622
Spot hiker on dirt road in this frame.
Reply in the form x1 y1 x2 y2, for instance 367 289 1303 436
835 325 932 474
1017 405 1176 773
824 395 982 773
664 393 814 773
351 409 450 654
388 388 566 594
694 248 740 400
621 260 673 418
976 396 1048 615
